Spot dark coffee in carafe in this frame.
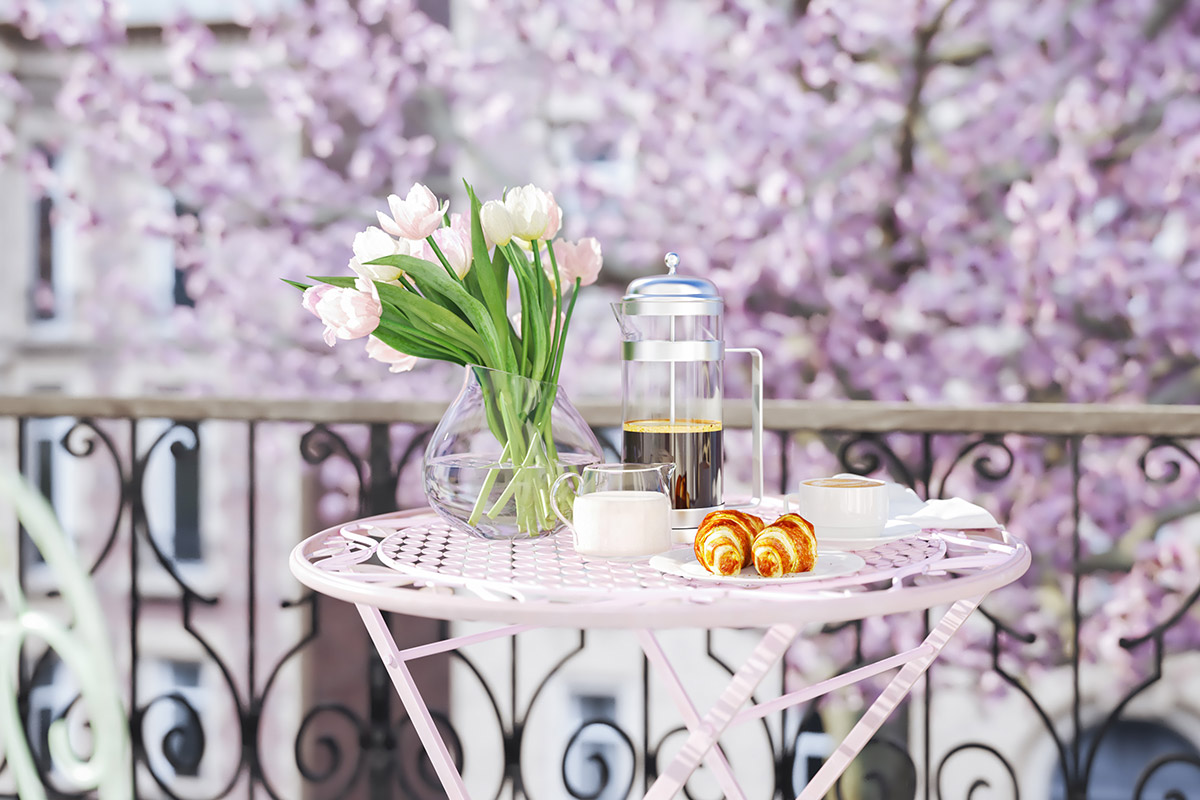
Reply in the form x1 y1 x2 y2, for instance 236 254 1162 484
623 419 722 509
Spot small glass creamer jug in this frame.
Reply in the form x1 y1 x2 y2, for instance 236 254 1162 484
550 463 675 559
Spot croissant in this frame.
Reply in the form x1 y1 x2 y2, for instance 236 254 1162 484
752 513 817 578
694 510 765 576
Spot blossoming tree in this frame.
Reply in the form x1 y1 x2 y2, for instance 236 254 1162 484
4 0 1200 676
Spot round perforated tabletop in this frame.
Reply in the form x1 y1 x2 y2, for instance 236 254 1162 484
290 505 1030 629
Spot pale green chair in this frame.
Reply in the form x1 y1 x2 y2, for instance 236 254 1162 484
0 473 130 800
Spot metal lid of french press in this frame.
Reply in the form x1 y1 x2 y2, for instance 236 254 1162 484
620 253 723 315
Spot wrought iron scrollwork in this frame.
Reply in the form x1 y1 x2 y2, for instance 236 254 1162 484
561 719 637 800
58 418 127 575
300 424 368 512
647 726 724 800
136 692 207 789
933 434 1015 499
293 703 368 793
1138 437 1200 486
133 421 215 600
836 434 916 490
934 743 1019 800
834 738 917 800
1133 753 1200 800
393 709 465 796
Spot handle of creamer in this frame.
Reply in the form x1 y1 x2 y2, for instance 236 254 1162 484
550 472 581 546
726 347 763 508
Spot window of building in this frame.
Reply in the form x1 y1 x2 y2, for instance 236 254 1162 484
171 200 196 309
29 147 60 323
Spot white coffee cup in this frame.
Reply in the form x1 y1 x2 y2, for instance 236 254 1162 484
795 474 888 541
551 464 674 559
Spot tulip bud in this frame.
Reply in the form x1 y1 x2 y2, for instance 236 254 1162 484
480 200 514 247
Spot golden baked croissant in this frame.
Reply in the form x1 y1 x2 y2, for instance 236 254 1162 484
752 513 817 578
694 510 765 576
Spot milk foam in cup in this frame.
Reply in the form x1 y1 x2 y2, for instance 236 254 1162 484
796 474 888 541
550 463 675 559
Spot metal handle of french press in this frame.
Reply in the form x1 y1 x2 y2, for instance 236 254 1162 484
726 346 764 508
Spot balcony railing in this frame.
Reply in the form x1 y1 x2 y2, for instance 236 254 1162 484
3 394 1200 800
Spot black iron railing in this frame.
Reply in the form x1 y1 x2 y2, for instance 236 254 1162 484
3 395 1200 799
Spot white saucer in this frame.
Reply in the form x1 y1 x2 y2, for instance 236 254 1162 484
648 547 865 585
816 519 922 550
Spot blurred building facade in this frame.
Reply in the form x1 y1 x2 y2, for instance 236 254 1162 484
4 2 1200 799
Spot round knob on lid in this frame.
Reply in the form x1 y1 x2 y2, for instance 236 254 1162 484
622 252 720 301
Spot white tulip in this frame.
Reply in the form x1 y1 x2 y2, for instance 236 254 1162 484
480 200 514 247
503 184 550 241
350 226 405 283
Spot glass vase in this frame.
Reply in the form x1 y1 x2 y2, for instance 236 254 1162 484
423 365 605 540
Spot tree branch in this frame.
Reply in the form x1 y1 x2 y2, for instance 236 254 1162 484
1143 0 1187 40
898 0 959 178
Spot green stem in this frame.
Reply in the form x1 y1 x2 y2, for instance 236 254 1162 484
550 278 582 386
484 444 538 517
545 241 564 384
466 439 509 527
426 236 462 281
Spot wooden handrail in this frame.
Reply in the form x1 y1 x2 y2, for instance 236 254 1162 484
1 395 1199 437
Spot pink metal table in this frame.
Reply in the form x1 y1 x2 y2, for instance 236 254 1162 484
290 503 1029 800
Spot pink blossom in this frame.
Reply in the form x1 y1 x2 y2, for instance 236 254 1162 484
551 237 602 289
376 183 448 240
365 336 417 373
312 286 382 346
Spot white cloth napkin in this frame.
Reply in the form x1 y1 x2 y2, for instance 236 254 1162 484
886 483 927 517
894 497 1000 530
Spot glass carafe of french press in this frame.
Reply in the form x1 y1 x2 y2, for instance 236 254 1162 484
613 253 763 530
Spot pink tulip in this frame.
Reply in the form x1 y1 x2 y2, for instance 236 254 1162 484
312 286 382 346
542 191 562 240
365 336 418 373
301 284 332 317
375 182 448 240
551 237 603 289
432 222 472 278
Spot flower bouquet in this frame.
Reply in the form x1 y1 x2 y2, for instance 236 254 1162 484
287 181 605 538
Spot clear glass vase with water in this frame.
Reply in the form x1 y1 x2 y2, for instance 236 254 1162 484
423 365 604 539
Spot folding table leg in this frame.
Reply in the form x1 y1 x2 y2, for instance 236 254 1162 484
637 630 747 800
356 604 472 800
795 596 983 800
643 623 798 800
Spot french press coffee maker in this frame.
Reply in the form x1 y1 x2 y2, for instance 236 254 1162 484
613 253 763 530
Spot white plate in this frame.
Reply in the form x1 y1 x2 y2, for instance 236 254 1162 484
648 547 866 585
